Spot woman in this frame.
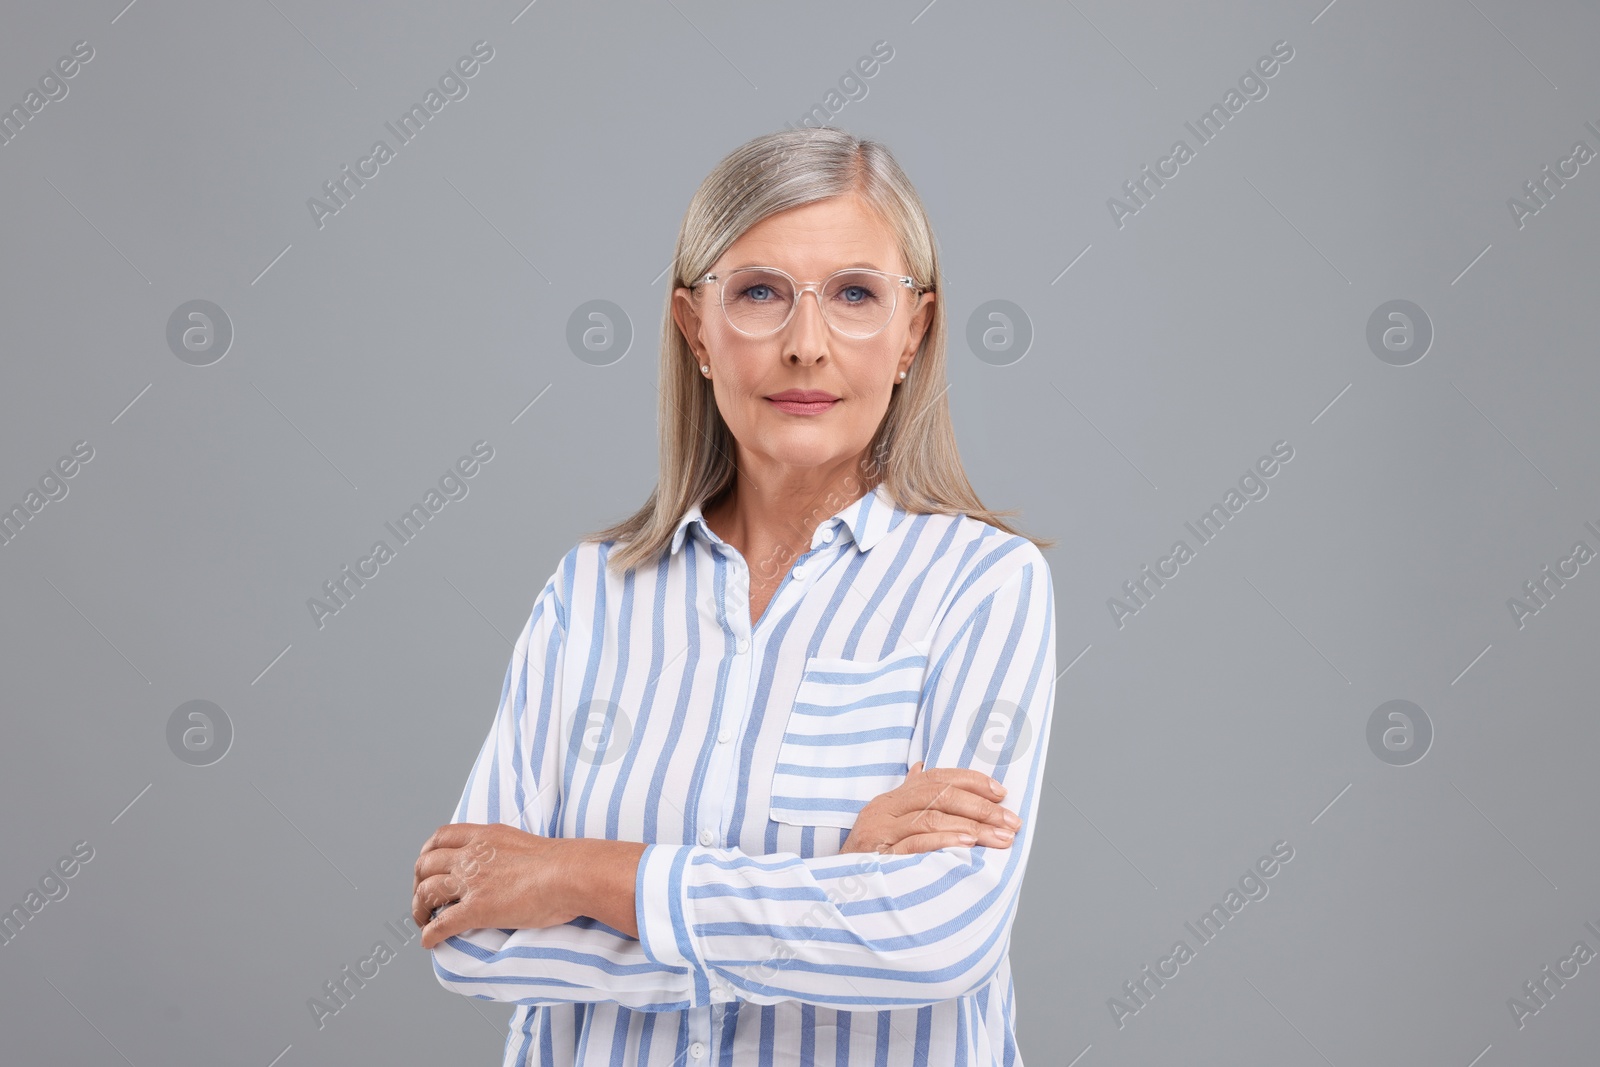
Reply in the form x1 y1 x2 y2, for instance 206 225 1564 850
413 126 1058 1065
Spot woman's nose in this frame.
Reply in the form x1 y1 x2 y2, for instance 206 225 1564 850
785 288 830 356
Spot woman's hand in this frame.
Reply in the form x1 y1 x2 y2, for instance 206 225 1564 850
412 822 581 949
840 762 1023 855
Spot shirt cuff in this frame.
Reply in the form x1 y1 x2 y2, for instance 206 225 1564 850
635 843 700 972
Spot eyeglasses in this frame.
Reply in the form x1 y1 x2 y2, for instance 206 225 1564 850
693 265 925 339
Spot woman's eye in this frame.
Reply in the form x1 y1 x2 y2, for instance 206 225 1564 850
838 286 872 303
742 285 775 301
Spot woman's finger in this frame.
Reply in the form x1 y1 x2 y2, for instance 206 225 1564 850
913 765 1006 799
420 896 478 950
412 872 465 928
899 808 1016 847
414 843 463 886
880 831 981 855
901 779 1022 831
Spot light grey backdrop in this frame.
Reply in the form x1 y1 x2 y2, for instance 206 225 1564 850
3 1 1597 1064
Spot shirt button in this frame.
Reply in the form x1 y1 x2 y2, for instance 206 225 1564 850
821 527 835 544
698 828 715 846
717 727 732 743
690 1041 706 1059
793 565 807 580
736 637 749 654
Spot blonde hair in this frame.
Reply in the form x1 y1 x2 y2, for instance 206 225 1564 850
586 126 1054 573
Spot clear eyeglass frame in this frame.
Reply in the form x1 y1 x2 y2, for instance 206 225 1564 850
693 265 926 339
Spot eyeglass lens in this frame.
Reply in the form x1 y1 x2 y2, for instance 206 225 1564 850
720 267 897 337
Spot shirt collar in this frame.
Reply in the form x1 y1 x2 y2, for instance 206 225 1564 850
670 482 905 557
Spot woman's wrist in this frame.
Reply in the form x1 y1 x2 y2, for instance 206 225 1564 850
557 837 648 938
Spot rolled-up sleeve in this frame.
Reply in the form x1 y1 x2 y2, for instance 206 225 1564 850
429 558 698 1010
635 543 1056 1009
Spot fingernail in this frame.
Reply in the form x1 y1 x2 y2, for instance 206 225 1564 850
993 828 1014 841
1002 811 1021 829
958 834 977 845
990 778 1006 795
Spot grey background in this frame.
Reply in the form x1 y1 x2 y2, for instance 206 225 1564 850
2 1 1597 1064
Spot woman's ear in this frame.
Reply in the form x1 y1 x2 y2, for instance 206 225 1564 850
671 286 707 361
902 289 935 359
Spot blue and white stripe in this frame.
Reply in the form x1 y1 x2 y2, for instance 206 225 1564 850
433 483 1057 1065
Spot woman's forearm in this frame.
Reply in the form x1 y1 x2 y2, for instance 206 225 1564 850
559 838 648 938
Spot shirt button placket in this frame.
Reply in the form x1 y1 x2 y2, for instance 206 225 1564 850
701 548 753 855
696 549 754 1063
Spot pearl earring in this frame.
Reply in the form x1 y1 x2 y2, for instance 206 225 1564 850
898 370 907 380
701 365 710 375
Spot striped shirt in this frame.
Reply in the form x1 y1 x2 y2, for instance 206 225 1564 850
433 483 1057 1065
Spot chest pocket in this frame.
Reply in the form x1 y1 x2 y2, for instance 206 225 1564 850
769 647 929 829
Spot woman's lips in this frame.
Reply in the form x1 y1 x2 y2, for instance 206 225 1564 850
765 397 839 415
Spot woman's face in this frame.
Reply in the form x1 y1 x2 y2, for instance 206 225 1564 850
672 193 935 481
